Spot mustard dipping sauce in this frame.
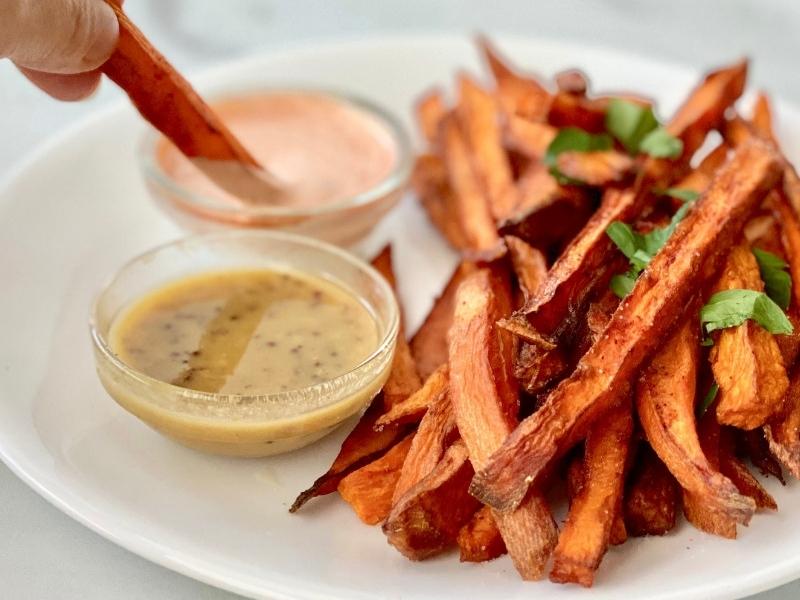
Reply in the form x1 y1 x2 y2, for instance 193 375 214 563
97 269 391 457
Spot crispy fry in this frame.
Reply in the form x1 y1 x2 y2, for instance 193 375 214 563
637 319 755 523
742 428 785 483
476 35 551 121
683 411 738 538
503 116 557 161
411 154 468 250
550 403 633 587
376 364 448 431
392 387 456 501
449 269 558 580
547 93 609 133
710 244 789 429
456 505 507 563
370 244 396 288
555 150 635 186
472 141 782 512
337 434 414 525
720 429 777 510
410 262 476 380
415 88 448 145
751 93 776 141
505 235 548 302
442 115 504 259
624 445 680 536
383 440 481 559
774 193 800 309
765 363 800 478
458 76 518 220
555 70 589 96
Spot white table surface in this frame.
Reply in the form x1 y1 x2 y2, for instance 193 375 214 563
2 1 799 598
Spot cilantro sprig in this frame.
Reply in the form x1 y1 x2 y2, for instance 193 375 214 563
700 289 793 337
605 99 683 159
544 127 613 184
753 248 792 310
606 199 695 298
698 382 719 416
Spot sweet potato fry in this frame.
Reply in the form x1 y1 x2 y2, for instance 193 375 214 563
637 320 755 523
383 440 481 559
449 269 558 580
457 505 507 563
710 244 789 429
547 93 609 133
375 364 448 431
476 36 551 122
441 115 504 259
370 244 396 289
411 154 468 250
392 387 456 501
410 262 476 380
751 92 776 141
555 70 589 96
624 445 680 536
498 162 593 252
550 403 633 587
458 76 518 220
719 429 777 510
742 428 785 483
505 235 548 303
683 411 738 538
555 150 635 186
472 141 782 512
415 88 447 145
338 434 415 525
503 116 557 161
774 193 800 309
765 363 800 478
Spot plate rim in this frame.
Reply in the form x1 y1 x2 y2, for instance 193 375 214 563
1 32 799 600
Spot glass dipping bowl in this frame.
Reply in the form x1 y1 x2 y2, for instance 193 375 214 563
90 230 399 457
138 88 412 247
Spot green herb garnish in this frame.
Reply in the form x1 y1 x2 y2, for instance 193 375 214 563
698 382 719 416
640 126 683 158
699 289 793 336
753 248 792 310
544 127 613 184
661 188 700 203
605 99 683 158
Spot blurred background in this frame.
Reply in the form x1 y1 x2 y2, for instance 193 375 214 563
0 0 798 598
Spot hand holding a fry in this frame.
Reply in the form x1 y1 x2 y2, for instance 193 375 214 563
0 0 119 100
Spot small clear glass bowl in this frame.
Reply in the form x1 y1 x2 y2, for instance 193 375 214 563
90 230 399 458
138 88 412 247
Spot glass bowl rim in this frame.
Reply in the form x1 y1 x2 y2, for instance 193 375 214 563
89 229 400 419
138 86 414 220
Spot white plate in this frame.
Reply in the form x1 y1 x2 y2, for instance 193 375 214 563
2 34 800 600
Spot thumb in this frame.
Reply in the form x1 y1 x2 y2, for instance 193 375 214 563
0 0 119 74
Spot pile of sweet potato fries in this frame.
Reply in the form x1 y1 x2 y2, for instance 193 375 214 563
291 37 800 587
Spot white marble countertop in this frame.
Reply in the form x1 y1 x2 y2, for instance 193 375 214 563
1 1 798 597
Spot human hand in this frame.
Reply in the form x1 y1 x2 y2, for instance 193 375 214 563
0 0 119 101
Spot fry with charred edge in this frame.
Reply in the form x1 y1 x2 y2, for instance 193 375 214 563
554 151 635 186
766 364 800 479
410 262 476 380
683 411 738 538
719 429 777 510
441 115 504 259
547 93 610 133
476 35 551 122
449 269 558 580
411 154 468 250
710 244 789 429
457 505 507 563
503 116 557 161
103 4 259 168
555 70 589 95
519 60 749 335
415 88 447 146
472 141 782 512
624 445 680 536
505 235 548 303
458 76 518 220
392 388 456 501
383 440 480 560
338 435 414 525
637 320 755 523
742 429 785 483
550 403 633 587
375 364 448 431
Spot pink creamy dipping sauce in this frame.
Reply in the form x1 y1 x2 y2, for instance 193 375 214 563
157 91 399 209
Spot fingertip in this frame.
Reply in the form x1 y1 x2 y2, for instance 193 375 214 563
80 1 120 71
18 68 102 102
